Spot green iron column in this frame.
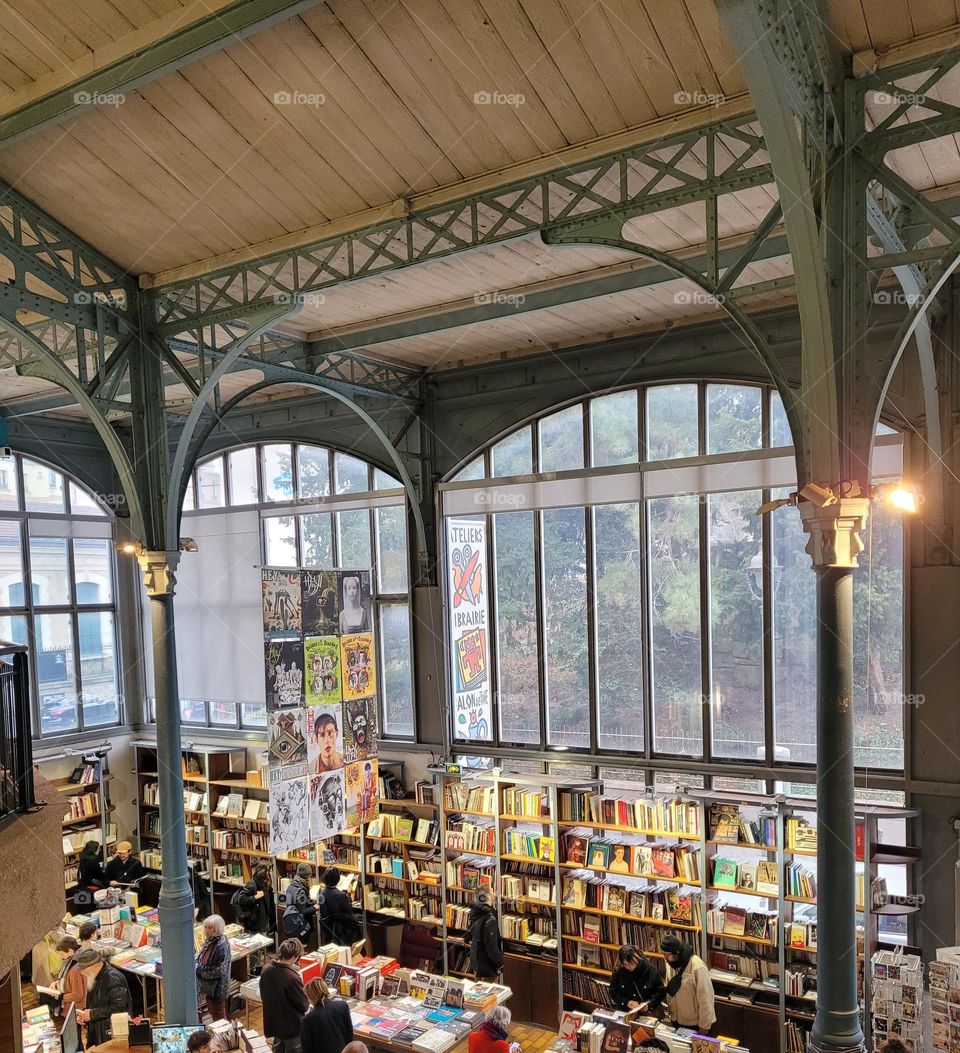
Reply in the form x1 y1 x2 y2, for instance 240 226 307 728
138 550 198 1026
801 499 870 1053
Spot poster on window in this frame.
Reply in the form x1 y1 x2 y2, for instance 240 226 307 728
267 707 307 765
445 518 492 741
304 636 342 705
269 774 309 855
262 570 301 638
264 640 304 710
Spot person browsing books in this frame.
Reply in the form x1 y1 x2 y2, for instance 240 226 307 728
104 841 146 886
659 936 716 1035
318 866 361 944
301 978 353 1053
467 890 504 980
468 1006 521 1053
610 945 666 1013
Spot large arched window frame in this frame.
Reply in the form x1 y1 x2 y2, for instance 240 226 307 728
147 441 415 737
0 452 120 737
440 381 905 772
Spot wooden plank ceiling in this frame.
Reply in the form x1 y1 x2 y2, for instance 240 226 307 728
0 0 954 389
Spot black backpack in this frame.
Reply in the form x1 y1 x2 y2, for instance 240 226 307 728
282 900 311 941
230 885 250 925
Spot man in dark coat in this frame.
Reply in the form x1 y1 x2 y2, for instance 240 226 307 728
237 862 275 935
609 944 666 1012
104 841 147 886
259 938 309 1053
317 867 361 944
74 945 132 1046
467 890 503 980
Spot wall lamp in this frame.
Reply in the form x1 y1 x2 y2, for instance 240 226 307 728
114 538 199 556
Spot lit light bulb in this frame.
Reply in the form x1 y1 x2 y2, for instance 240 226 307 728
887 487 917 513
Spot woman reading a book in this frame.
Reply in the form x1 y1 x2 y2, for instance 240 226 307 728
610 945 666 1013
659 936 716 1036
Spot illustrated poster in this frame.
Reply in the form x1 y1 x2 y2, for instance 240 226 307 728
304 635 342 706
340 632 375 702
445 518 492 741
343 695 378 763
344 758 378 828
310 770 347 839
269 775 309 855
302 570 339 636
306 702 345 774
264 639 304 710
267 707 307 766
337 570 372 635
262 570 301 638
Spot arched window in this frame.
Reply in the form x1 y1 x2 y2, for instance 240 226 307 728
442 382 904 771
0 453 119 737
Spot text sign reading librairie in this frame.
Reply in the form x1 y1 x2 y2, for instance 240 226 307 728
445 518 492 742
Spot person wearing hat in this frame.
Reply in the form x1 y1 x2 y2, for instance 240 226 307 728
467 890 503 980
73 944 132 1046
104 841 146 886
609 944 666 1012
659 936 715 1035
282 863 318 943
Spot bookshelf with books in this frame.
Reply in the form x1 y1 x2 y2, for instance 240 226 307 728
46 751 114 893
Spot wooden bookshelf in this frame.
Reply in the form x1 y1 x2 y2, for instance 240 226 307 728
43 752 114 895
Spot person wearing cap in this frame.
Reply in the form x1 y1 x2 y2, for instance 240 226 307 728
282 863 318 943
73 944 132 1046
659 936 715 1036
467 890 503 980
104 841 146 886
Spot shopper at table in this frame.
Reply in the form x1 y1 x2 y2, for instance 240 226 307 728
236 862 274 936
659 936 715 1036
77 841 108 891
187 1030 214 1053
610 944 666 1013
468 1006 520 1053
260 938 309 1053
74 945 132 1046
54 936 87 1015
32 930 63 1009
195 914 231 1021
301 978 353 1053
318 866 361 944
104 841 146 886
467 890 503 980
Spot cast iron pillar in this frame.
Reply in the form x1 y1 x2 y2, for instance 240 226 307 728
801 498 870 1053
137 549 198 1026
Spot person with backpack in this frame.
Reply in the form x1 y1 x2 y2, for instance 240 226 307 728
234 863 274 936
282 864 318 944
467 890 503 980
317 867 361 945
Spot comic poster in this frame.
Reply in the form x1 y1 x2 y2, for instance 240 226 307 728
264 639 304 710
445 518 492 741
340 632 376 701
306 702 345 774
309 770 347 839
344 758 379 828
303 636 342 706
267 707 307 766
302 569 339 636
262 570 302 638
269 775 309 855
343 695 378 763
337 570 372 635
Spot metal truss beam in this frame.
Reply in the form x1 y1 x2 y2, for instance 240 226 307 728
0 0 323 148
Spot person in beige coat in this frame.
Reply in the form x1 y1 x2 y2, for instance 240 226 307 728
659 936 716 1035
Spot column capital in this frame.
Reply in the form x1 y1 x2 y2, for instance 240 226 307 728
136 550 182 596
799 495 871 568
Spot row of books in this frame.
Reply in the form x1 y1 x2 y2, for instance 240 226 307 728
408 897 441 922
445 822 495 855
184 789 209 812
445 903 472 930
445 857 495 890
709 951 780 982
503 829 555 861
415 780 438 805
710 857 779 894
214 794 269 821
557 792 701 835
211 828 270 852
706 904 777 941
502 787 550 817
67 761 102 784
443 782 496 814
62 823 117 855
364 888 406 914
142 850 163 870
62 793 99 820
784 862 816 899
562 910 702 946
785 816 818 850
561 879 700 927
561 969 613 1009
500 874 553 901
708 803 776 846
368 854 441 882
186 823 206 844
368 812 439 845
500 912 556 942
563 835 700 881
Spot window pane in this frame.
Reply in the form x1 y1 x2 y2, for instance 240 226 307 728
337 510 372 569
706 384 762 454
80 611 119 726
0 521 24 605
241 701 267 728
374 468 401 490
0 454 19 510
210 701 238 726
538 406 584 473
300 513 333 567
854 502 904 769
380 603 414 737
876 422 897 436
36 612 77 734
649 496 702 755
262 444 294 503
69 482 105 516
772 490 816 765
491 428 532 477
376 506 408 594
74 539 113 604
709 490 763 760
264 516 297 566
653 770 705 791
595 503 644 751
181 699 206 723
646 385 698 460
591 392 639 467
182 477 195 513
334 452 369 494
0 614 27 649
30 537 71 606
297 445 330 499
23 458 65 513
196 457 225 509
227 447 259 505
770 391 792 447
452 457 485 482
493 511 540 745
541 508 589 748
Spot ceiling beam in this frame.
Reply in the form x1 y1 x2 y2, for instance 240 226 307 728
0 0 323 147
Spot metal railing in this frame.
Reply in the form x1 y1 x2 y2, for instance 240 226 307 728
0 641 34 826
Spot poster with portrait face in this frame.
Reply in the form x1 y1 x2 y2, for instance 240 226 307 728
268 707 307 766
303 636 342 706
264 639 304 710
302 569 339 636
343 696 378 762
310 770 347 839
269 775 309 855
340 632 376 701
306 702 345 774
344 758 379 828
262 570 302 638
337 570 371 636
